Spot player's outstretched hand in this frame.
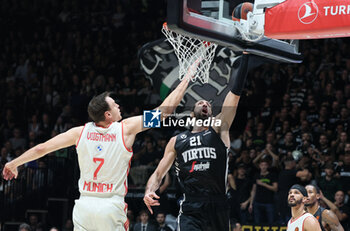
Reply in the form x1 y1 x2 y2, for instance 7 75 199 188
2 162 18 180
143 192 160 214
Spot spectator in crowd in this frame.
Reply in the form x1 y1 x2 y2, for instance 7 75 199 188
155 212 172 231
133 210 157 231
28 214 39 231
49 227 59 231
9 128 27 151
320 190 350 231
249 159 278 224
128 210 136 231
277 132 296 157
231 220 242 231
339 152 350 197
317 163 342 201
18 223 31 231
62 219 73 231
253 144 279 168
228 163 253 224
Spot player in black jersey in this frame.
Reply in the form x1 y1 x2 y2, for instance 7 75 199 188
143 53 250 231
305 184 344 231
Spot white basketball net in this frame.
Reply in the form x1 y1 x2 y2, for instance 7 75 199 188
162 23 218 83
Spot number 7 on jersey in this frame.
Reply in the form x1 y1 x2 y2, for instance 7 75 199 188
93 158 104 180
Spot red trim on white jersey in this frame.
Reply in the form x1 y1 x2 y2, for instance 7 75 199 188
121 122 133 152
290 212 307 224
94 122 112 128
76 124 87 149
124 219 129 231
124 154 133 196
123 168 131 231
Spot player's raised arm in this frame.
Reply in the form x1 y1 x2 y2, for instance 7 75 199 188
2 126 83 180
214 53 250 133
122 67 195 150
143 137 177 214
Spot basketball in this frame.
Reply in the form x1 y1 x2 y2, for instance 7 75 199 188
232 2 253 21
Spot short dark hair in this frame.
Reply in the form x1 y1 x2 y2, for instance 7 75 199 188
88 92 111 123
18 223 31 231
139 210 149 216
307 184 320 194
156 211 166 217
284 156 295 163
259 158 269 164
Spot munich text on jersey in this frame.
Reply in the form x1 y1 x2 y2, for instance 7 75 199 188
163 117 221 127
83 181 113 193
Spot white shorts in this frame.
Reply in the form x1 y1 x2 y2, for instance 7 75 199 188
73 195 129 231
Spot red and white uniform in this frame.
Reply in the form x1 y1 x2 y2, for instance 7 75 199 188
287 212 314 231
73 122 133 231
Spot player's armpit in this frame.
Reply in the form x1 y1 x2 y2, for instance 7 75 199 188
322 210 344 231
304 216 322 231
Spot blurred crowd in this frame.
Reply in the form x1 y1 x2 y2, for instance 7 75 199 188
0 0 350 230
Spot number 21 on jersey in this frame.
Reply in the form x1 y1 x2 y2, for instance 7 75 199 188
189 136 201 146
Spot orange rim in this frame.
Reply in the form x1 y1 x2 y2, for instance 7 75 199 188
163 22 168 30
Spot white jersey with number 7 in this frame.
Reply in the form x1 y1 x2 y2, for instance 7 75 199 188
76 121 133 197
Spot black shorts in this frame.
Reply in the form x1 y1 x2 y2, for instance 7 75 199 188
177 195 229 231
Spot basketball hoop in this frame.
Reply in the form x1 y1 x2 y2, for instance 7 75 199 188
162 22 218 83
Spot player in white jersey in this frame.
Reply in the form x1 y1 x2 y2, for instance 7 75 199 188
287 184 322 231
2 75 191 231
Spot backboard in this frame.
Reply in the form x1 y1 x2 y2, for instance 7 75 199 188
166 0 302 63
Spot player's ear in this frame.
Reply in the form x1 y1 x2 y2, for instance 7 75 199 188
190 111 194 117
302 196 308 203
104 111 111 119
316 193 321 200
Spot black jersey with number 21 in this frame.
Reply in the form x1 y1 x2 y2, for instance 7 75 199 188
174 127 229 196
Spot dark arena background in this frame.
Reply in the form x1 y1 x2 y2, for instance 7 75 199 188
0 0 350 231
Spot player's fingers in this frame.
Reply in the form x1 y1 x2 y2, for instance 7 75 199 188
143 196 150 204
149 198 159 205
144 196 157 207
2 169 9 180
151 202 160 206
146 204 153 214
150 192 160 199
144 194 154 202
149 199 160 205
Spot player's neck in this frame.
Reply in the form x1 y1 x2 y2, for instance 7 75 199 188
192 125 208 133
307 203 319 215
291 204 306 219
95 121 112 128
